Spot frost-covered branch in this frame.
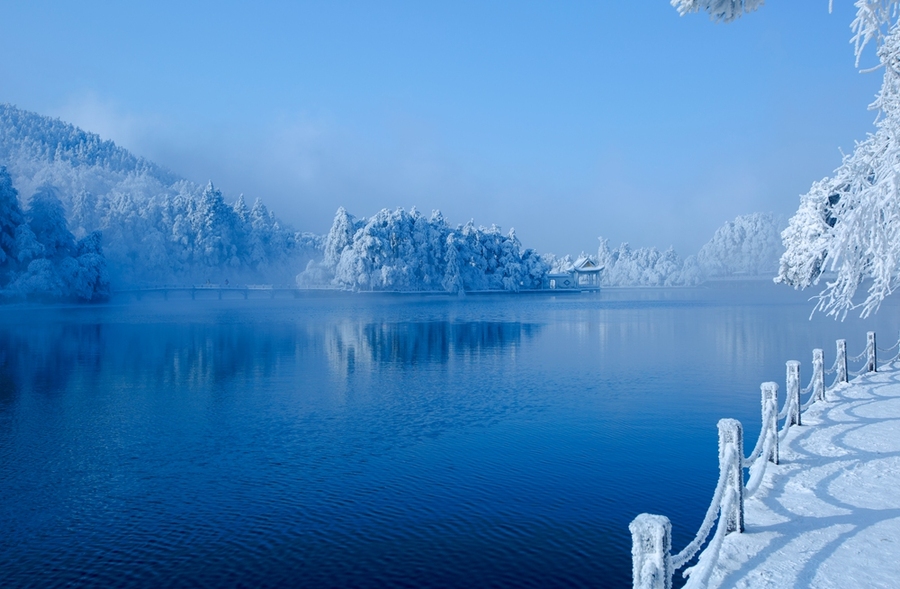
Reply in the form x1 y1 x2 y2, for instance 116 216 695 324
670 0 765 23
851 0 900 65
778 22 900 318
673 0 900 317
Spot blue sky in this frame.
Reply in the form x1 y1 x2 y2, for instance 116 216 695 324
0 1 884 256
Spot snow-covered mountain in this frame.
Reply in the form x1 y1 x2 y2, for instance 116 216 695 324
0 104 179 205
0 104 319 286
0 104 549 296
0 104 793 297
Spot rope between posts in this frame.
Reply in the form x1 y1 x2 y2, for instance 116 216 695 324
778 402 789 420
878 341 900 353
878 348 900 366
670 447 736 570
802 393 819 410
744 431 775 498
778 385 801 442
827 372 844 391
681 487 737 589
744 404 775 466
629 331 893 589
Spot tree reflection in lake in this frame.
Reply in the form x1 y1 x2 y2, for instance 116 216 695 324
324 320 540 376
3 289 900 589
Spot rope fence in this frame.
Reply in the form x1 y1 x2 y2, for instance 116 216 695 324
878 332 900 354
629 330 899 589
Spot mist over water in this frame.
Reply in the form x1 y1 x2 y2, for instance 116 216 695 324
2 285 899 588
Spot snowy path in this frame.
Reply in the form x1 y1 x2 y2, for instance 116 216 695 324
706 366 900 588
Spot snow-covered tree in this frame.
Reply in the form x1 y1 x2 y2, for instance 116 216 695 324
316 206 547 292
192 182 238 269
593 239 700 287
775 2 900 317
14 224 43 267
1 104 323 288
0 176 110 301
698 213 785 277
324 207 358 270
27 185 74 259
442 233 465 294
0 166 24 277
676 0 900 316
670 0 764 23
70 230 110 301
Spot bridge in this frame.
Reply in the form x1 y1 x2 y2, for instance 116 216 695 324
112 285 331 300
112 285 597 300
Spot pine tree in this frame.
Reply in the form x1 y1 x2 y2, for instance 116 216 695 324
0 166 24 273
442 233 464 294
324 207 358 270
27 185 75 259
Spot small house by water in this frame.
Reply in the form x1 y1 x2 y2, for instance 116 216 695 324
547 256 603 289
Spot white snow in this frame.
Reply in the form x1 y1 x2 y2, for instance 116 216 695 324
704 367 900 588
0 105 321 286
315 206 548 292
670 0 764 23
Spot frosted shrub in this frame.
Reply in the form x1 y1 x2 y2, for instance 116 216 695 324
319 207 548 292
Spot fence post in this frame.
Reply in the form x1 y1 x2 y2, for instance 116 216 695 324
836 339 848 383
786 361 801 426
813 348 825 402
630 514 672 589
867 331 877 373
761 382 779 465
718 419 744 533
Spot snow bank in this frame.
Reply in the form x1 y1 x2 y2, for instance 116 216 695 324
706 367 900 588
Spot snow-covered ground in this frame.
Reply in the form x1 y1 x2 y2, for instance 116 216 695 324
706 367 900 588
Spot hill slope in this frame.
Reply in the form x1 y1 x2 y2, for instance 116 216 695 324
0 104 319 286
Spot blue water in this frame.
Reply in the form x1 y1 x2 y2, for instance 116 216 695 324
2 284 899 588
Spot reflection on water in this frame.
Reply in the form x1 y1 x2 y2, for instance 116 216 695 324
1 288 900 589
325 320 540 376
0 321 308 402
0 317 540 403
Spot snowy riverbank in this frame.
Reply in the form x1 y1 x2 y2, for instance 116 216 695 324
705 367 900 588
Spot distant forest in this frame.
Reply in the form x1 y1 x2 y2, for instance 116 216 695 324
0 104 786 301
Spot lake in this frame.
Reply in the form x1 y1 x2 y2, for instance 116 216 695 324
2 283 899 588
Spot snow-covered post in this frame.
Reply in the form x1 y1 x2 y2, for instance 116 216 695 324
812 348 825 402
761 382 779 465
786 361 801 426
867 331 877 373
630 513 672 589
718 418 744 533
836 340 848 383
